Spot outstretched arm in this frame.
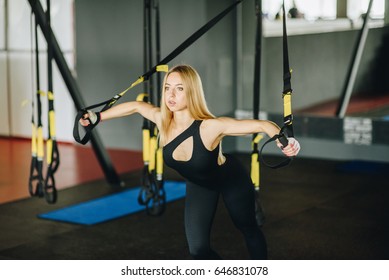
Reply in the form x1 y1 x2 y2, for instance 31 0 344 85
206 117 300 157
80 101 161 128
216 117 281 138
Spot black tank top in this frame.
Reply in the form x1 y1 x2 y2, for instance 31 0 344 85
163 120 221 187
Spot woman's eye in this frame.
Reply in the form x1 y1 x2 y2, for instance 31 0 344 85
164 87 169 91
177 87 183 91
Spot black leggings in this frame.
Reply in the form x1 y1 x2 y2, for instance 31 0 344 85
184 157 267 259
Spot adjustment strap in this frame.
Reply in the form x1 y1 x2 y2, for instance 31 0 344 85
283 90 294 138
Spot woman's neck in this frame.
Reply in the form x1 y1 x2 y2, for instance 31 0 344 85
171 111 194 130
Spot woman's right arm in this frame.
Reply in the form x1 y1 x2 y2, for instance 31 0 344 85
81 101 161 127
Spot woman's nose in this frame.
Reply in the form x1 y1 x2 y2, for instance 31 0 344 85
168 88 175 97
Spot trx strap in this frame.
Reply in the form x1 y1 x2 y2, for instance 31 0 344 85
28 9 45 198
137 0 154 210
280 0 294 140
259 0 294 169
44 0 59 204
250 0 266 227
137 110 166 216
154 0 162 105
137 0 166 216
137 93 153 207
151 0 166 216
73 0 244 145
138 0 153 209
137 123 166 216
251 0 263 190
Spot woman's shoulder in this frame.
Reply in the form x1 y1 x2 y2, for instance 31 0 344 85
137 101 162 126
202 116 233 126
201 117 218 127
201 117 232 133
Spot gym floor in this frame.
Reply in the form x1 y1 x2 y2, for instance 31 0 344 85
0 137 388 260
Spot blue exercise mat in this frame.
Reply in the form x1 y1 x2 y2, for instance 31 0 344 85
38 181 186 225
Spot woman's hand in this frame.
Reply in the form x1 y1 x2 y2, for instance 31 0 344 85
277 137 301 157
79 110 100 127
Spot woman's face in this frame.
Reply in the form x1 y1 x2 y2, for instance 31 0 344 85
164 72 188 112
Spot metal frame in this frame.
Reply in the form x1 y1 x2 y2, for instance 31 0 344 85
336 0 374 118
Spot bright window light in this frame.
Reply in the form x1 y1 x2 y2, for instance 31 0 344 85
262 0 384 20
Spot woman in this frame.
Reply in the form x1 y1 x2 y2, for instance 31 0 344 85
81 64 300 259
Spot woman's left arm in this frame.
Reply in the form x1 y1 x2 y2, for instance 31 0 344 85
215 117 281 138
210 117 300 156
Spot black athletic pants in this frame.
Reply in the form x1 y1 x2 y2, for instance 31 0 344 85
184 156 268 260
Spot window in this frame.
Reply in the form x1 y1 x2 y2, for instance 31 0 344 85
347 0 384 19
262 0 384 21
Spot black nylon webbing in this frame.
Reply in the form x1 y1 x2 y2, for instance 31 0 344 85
253 0 262 123
251 0 262 187
281 1 294 138
28 8 45 198
258 0 293 169
44 0 59 204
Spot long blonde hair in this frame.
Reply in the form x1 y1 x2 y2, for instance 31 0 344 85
159 64 215 145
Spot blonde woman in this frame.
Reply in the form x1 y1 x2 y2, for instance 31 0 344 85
81 64 300 259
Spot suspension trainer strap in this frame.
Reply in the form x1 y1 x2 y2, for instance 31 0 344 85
138 0 154 208
259 0 294 169
145 0 166 216
44 0 59 204
138 1 166 216
146 125 166 216
137 93 153 206
29 8 45 198
250 0 263 189
153 0 164 191
136 93 165 216
73 0 244 145
281 0 294 140
154 0 162 105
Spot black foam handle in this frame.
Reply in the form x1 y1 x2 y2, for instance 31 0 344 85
73 110 100 145
259 133 292 169
278 133 289 148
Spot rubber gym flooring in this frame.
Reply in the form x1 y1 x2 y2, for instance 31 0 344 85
0 147 388 260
